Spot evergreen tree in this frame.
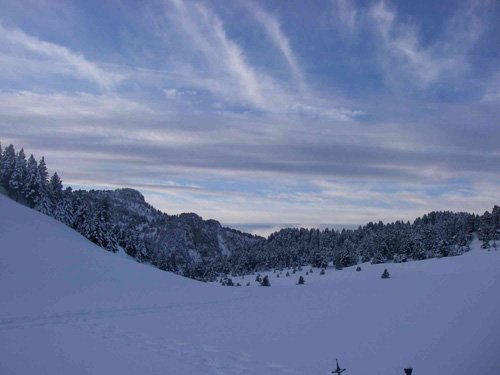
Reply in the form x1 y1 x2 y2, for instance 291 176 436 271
38 157 49 188
9 148 27 200
34 156 52 215
121 225 148 262
297 275 305 285
381 269 390 279
23 154 42 207
80 198 118 252
53 187 75 226
0 144 16 188
49 172 63 203
260 275 271 286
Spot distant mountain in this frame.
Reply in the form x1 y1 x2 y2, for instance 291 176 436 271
78 188 262 277
1 141 499 281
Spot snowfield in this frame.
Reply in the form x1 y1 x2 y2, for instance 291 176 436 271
1 194 499 374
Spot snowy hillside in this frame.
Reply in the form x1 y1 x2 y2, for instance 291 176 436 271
1 194 499 374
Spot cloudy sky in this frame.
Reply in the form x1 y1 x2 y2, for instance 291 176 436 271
1 0 499 234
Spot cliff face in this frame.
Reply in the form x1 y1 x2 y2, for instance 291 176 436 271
81 188 263 276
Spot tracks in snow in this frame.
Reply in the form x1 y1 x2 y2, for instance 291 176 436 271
0 301 304 375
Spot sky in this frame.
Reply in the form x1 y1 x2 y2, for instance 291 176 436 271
0 0 499 235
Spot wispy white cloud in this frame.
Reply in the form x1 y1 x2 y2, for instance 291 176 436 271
165 0 266 109
156 0 359 120
247 2 306 91
0 21 125 91
330 0 358 37
0 90 154 120
369 1 484 88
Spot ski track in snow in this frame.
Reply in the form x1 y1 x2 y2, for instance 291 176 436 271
0 302 304 375
0 297 250 331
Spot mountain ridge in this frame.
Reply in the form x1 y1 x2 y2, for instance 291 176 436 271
1 141 498 281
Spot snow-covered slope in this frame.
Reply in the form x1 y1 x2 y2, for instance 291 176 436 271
1 194 499 374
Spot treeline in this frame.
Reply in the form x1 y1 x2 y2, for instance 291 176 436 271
1 142 498 282
0 143 118 252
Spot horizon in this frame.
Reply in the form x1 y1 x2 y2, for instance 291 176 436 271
1 0 499 227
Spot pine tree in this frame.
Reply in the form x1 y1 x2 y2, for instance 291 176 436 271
81 198 118 252
297 275 305 285
0 144 16 188
23 154 42 207
121 225 148 261
73 194 90 231
53 187 75 226
260 275 271 286
9 148 27 200
381 268 390 279
34 156 52 215
38 157 49 187
49 172 63 203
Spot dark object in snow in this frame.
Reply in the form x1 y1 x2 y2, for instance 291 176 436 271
332 358 346 374
260 275 271 286
404 367 413 375
356 266 362 271
320 269 326 275
297 276 305 285
381 269 390 279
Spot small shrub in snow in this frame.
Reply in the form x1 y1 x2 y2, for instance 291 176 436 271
260 275 271 287
320 269 326 275
393 254 407 263
381 269 390 279
356 266 362 272
372 253 385 264
297 276 305 285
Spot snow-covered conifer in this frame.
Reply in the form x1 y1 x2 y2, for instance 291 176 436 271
0 144 16 188
23 155 42 207
260 275 270 286
9 148 27 200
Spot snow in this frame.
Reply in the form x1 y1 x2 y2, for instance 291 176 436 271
218 232 231 256
1 193 499 374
